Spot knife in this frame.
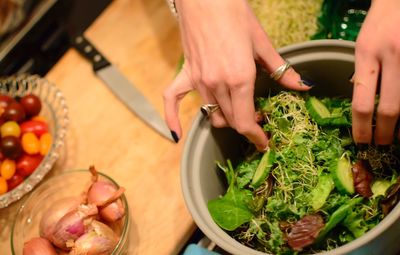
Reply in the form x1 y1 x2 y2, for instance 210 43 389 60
71 34 173 142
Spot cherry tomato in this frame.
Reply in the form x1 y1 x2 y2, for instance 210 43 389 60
20 120 49 137
0 95 15 109
20 94 42 117
7 174 24 190
40 133 52 155
0 106 4 117
0 176 7 194
4 102 26 122
1 136 23 160
1 159 16 180
31 116 47 123
1 121 21 138
22 132 40 155
16 154 43 177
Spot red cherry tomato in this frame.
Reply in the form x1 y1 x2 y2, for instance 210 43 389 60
0 95 15 109
20 94 42 117
20 120 49 137
16 154 43 177
7 174 24 190
1 136 23 160
3 102 26 122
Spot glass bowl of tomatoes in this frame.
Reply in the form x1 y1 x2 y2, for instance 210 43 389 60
0 74 68 208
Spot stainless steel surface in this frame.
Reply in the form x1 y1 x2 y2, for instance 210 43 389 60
97 65 173 141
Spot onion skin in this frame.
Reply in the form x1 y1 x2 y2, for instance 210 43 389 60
50 204 98 250
70 220 119 255
88 180 125 222
23 237 57 255
39 197 82 240
100 199 125 222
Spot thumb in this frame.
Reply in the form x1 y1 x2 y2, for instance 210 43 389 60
163 68 194 142
252 27 314 91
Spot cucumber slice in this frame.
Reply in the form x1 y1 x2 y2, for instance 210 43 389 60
251 149 275 188
306 96 331 125
331 154 355 195
310 174 335 211
371 179 392 198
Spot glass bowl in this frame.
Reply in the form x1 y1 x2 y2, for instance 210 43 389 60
0 74 69 208
11 169 130 255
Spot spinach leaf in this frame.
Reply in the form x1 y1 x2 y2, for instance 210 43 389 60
208 187 253 231
208 160 254 231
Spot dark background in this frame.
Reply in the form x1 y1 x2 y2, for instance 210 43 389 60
0 0 112 76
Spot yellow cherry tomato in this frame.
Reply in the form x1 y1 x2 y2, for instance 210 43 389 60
1 159 16 180
40 133 52 155
1 121 21 138
31 116 47 123
21 132 40 155
0 177 8 195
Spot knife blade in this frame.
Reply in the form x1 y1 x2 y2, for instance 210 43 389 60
71 34 173 142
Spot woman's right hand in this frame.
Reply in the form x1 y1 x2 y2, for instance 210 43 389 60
163 0 313 150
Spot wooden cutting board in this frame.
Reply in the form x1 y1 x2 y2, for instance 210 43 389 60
0 0 202 254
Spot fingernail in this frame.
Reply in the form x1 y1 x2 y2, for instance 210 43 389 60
348 71 355 83
299 79 315 87
170 130 179 143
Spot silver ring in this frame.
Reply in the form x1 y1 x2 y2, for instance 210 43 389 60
200 104 220 117
270 60 291 81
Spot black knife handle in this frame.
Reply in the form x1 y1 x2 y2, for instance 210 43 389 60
71 35 111 71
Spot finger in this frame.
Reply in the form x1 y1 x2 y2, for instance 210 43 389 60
209 85 233 128
374 57 400 145
163 69 194 142
195 82 229 128
251 25 313 91
230 81 268 151
351 50 380 144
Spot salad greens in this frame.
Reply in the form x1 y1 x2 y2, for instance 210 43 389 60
207 92 400 254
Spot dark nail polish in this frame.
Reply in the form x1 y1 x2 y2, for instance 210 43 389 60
348 71 355 82
170 130 179 143
299 79 315 87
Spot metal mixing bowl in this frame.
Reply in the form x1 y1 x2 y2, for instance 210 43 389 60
181 40 400 255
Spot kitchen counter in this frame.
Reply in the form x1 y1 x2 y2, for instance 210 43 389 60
0 0 202 254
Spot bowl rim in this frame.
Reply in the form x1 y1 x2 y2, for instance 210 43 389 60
181 39 400 255
10 169 130 255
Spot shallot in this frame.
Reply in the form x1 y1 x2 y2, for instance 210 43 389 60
69 220 119 255
88 166 125 222
50 203 98 250
23 237 57 255
39 196 83 240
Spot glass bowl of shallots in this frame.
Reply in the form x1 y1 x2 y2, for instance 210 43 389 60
11 166 130 255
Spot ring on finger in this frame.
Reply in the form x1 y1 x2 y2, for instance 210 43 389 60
270 60 291 81
200 103 220 117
